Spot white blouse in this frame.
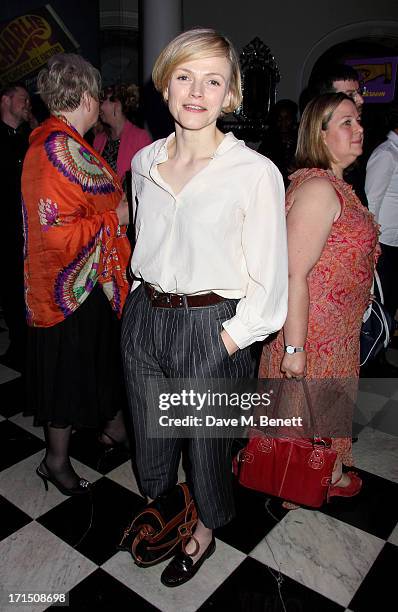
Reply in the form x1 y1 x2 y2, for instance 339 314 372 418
130 132 288 349
366 130 398 247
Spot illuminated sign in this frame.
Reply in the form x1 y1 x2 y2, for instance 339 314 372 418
346 57 398 104
0 4 79 88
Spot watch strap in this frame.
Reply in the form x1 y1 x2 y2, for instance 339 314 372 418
284 345 305 353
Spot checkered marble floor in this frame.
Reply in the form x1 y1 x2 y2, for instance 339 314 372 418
1 324 397 611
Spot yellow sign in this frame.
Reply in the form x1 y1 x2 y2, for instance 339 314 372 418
0 7 78 87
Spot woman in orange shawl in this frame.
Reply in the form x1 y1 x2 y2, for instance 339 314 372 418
22 54 131 495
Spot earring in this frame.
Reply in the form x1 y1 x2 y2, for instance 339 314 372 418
113 105 116 117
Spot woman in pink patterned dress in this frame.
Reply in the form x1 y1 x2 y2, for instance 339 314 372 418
259 93 379 503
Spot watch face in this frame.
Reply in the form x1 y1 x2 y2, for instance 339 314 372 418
286 346 294 354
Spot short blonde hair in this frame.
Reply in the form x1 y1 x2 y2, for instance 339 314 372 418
37 53 101 113
152 28 242 113
295 92 352 169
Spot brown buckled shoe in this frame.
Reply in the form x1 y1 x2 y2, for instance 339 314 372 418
160 538 216 587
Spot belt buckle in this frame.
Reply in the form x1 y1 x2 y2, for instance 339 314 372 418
159 292 175 307
157 293 170 306
149 286 186 308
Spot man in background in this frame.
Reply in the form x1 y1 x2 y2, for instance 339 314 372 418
0 83 31 372
311 64 364 113
366 102 398 329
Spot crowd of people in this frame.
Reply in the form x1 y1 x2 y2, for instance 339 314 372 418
0 26 396 588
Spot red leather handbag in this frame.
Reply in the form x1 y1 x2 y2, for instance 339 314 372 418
233 380 337 508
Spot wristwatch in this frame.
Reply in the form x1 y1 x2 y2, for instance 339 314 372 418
284 345 305 354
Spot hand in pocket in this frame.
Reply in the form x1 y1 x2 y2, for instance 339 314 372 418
220 329 239 357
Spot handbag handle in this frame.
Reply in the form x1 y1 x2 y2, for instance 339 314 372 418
131 499 197 567
374 270 384 305
273 378 321 442
301 379 320 440
372 271 390 347
363 270 384 324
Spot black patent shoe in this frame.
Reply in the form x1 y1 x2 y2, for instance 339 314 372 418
160 538 216 588
36 461 91 496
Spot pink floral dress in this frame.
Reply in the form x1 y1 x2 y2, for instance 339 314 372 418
259 168 379 464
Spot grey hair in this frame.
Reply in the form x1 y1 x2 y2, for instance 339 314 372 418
37 53 101 112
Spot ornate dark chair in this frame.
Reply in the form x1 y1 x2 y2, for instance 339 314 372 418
220 37 280 143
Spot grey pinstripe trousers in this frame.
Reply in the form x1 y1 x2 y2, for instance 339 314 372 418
121 285 252 529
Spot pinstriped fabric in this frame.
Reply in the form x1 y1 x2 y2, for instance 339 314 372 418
121 285 252 528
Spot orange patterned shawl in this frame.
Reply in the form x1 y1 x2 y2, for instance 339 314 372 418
22 116 131 327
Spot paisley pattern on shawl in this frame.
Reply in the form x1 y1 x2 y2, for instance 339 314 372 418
259 168 379 465
45 131 116 195
22 115 131 327
38 198 63 230
54 229 102 318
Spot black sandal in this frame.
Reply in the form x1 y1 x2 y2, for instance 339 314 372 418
36 461 91 496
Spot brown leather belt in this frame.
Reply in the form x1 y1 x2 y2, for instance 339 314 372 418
144 283 225 308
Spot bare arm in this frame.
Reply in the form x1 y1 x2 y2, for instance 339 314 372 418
281 177 340 378
116 192 129 225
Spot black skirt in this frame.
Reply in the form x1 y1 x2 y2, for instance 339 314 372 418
26 284 126 428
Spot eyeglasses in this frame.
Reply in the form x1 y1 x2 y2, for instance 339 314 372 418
344 86 366 101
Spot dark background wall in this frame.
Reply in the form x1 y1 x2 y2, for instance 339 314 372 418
182 0 398 101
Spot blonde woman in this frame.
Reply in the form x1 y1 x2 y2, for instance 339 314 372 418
260 93 379 507
122 29 288 586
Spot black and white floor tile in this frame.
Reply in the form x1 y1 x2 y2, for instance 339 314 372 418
0 320 397 611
